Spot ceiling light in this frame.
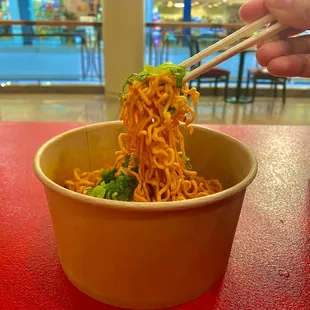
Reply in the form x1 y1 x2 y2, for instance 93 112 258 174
174 3 185 8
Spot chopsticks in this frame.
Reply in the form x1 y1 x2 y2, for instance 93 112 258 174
181 14 288 84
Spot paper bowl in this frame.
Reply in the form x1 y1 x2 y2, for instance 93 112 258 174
34 121 257 309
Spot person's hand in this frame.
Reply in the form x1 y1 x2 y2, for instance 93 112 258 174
239 0 310 78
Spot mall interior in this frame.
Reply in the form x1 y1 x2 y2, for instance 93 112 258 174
0 0 309 124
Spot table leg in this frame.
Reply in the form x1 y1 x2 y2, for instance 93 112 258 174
227 51 252 104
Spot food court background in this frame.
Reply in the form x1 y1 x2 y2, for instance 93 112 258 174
0 0 242 41
0 0 309 87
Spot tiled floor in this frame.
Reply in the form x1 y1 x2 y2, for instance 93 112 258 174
0 94 309 125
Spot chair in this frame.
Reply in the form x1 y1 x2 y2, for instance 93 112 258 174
246 68 288 105
188 37 230 100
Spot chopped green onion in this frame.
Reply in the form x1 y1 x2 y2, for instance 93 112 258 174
168 106 176 115
122 154 131 168
119 63 188 103
185 156 192 169
88 168 139 202
87 182 107 199
131 156 139 173
102 168 117 184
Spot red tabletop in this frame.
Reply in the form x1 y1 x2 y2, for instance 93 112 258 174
0 122 309 310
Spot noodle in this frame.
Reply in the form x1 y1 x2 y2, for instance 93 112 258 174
65 65 222 202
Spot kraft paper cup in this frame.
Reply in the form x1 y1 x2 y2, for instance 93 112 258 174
34 121 257 309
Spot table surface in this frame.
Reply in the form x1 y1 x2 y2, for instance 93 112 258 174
1 122 309 310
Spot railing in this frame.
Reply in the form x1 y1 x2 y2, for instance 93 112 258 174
0 20 243 28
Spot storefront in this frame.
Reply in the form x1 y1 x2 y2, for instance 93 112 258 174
33 1 63 20
0 0 102 46
0 0 102 22
0 0 9 20
32 0 102 21
152 0 244 23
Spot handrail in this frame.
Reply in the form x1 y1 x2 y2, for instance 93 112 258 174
0 20 245 29
0 20 101 27
145 22 245 29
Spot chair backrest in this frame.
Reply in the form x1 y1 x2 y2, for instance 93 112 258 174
180 35 199 70
185 36 221 70
187 37 200 70
190 36 219 67
187 36 197 58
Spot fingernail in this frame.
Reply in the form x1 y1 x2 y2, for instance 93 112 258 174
267 0 292 10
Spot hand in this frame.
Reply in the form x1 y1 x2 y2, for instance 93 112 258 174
239 0 310 78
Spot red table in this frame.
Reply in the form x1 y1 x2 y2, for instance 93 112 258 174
1 122 309 310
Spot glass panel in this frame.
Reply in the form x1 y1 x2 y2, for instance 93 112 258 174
0 0 309 88
0 0 103 85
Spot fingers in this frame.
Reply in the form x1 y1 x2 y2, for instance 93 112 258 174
256 28 301 48
267 55 310 77
239 0 268 23
240 0 310 30
256 36 310 66
239 0 310 77
239 1 303 48
265 0 310 30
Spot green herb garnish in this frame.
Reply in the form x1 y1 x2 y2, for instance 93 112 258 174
119 71 151 104
131 157 139 173
87 167 138 202
185 156 192 169
119 63 188 104
168 106 176 115
179 154 192 169
150 63 187 88
104 175 138 201
102 168 117 184
122 154 131 168
87 182 107 199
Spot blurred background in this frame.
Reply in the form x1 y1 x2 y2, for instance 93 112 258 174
0 0 309 124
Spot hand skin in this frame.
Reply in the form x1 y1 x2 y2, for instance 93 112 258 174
239 0 310 78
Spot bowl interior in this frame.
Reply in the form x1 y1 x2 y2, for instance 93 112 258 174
37 122 255 194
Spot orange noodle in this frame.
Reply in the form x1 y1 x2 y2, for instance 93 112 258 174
65 64 222 202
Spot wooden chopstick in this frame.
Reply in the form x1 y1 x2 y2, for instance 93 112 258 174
180 14 276 69
183 21 287 84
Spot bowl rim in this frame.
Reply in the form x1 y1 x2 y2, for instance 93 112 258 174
33 121 258 212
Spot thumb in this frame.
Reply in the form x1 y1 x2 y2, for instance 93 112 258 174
265 0 310 30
